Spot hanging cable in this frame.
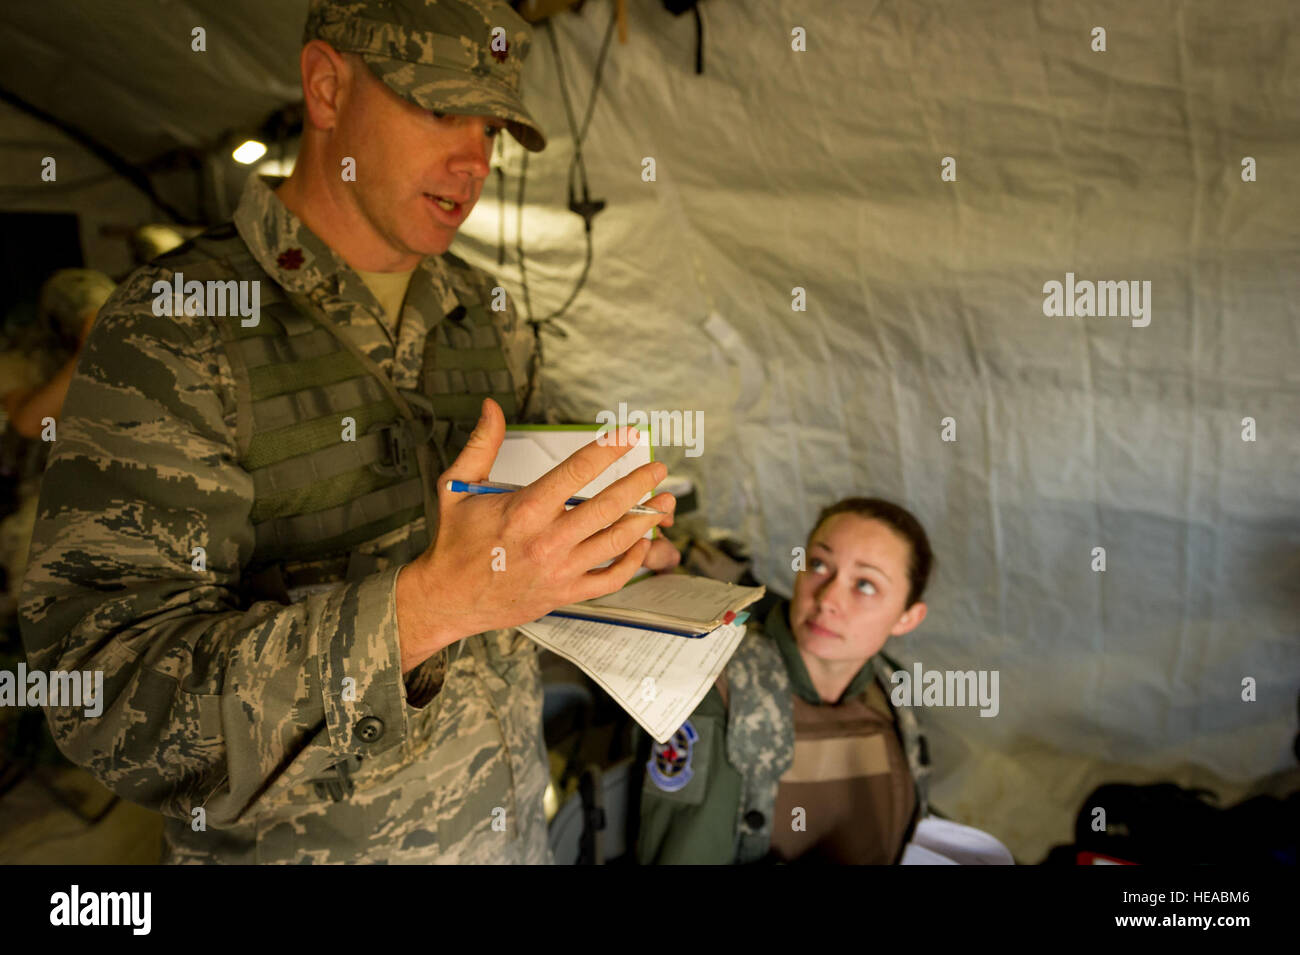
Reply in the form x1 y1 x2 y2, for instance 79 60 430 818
537 6 618 323
516 146 546 417
692 5 704 74
515 5 618 414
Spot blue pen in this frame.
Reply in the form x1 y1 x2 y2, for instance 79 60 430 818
445 479 668 516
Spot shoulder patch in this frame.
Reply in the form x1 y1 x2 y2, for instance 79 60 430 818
646 721 699 793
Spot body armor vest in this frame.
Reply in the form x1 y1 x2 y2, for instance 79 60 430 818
722 631 932 863
150 224 527 805
152 223 522 600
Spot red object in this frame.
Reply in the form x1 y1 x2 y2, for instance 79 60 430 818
277 248 305 270
1077 850 1136 865
723 611 736 624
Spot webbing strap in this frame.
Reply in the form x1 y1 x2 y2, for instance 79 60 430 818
244 399 397 471
428 392 517 421
250 431 385 500
247 350 367 401
248 375 388 435
250 460 407 525
284 292 440 541
432 345 510 372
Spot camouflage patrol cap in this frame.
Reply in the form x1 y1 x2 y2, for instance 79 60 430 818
303 0 547 152
38 269 116 343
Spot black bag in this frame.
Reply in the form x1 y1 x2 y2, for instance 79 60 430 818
1043 781 1299 864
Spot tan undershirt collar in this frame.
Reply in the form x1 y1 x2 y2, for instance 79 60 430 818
354 266 417 329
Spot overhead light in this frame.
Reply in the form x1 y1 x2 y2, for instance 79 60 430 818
232 140 268 164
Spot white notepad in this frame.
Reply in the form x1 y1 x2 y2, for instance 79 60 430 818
488 425 656 562
488 425 653 498
518 614 748 744
497 424 753 740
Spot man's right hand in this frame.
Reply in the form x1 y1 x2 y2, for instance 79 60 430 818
395 397 673 671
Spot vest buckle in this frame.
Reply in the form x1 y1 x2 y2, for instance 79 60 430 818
370 392 438 479
370 420 416 478
311 755 362 803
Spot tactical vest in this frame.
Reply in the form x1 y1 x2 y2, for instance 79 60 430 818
722 631 931 863
153 222 521 598
151 223 525 799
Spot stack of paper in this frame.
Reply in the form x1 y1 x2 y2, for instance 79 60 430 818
518 614 749 743
552 574 764 637
493 424 759 741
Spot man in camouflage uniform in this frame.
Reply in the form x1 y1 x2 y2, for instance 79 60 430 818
19 0 677 864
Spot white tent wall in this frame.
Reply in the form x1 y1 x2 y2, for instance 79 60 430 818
448 0 1300 860
0 0 1293 863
